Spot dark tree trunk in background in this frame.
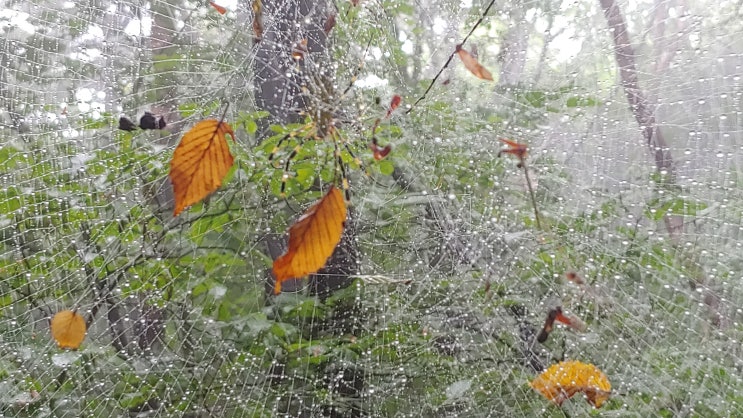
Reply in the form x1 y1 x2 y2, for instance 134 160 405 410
253 0 358 301
599 0 726 327
253 7 363 413
253 0 327 137
598 0 681 237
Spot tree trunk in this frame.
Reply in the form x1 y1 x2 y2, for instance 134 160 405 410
254 0 358 298
598 0 726 327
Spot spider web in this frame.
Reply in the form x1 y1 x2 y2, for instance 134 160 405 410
2 0 743 416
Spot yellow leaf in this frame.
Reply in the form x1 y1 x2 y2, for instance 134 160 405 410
50 310 86 349
530 361 611 408
456 44 493 81
169 119 235 216
272 186 347 294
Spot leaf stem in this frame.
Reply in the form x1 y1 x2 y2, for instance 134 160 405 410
521 162 542 230
219 102 231 123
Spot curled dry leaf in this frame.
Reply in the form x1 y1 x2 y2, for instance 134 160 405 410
385 95 402 118
370 141 392 161
530 361 611 408
455 44 493 81
209 1 227 14
273 186 347 294
169 119 235 216
537 306 587 343
497 138 528 165
51 310 86 349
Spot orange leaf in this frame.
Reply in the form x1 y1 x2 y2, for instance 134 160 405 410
530 361 611 408
209 1 227 14
50 310 86 349
497 138 528 162
385 95 402 118
273 187 347 294
455 44 493 81
169 119 235 216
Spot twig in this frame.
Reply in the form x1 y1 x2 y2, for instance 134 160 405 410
405 0 497 115
521 162 542 230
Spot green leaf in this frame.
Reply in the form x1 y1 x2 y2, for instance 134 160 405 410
178 103 199 118
245 119 258 134
378 160 394 175
646 198 707 221
566 96 600 107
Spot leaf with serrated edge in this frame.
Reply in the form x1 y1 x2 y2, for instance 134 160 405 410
272 187 347 294
169 119 235 216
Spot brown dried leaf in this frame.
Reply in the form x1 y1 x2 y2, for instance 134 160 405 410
455 44 493 81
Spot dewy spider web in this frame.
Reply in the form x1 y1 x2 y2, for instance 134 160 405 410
2 0 743 416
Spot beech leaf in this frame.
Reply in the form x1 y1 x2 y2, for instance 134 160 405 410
272 186 347 294
169 119 235 216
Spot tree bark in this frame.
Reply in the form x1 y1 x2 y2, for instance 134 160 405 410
254 0 357 297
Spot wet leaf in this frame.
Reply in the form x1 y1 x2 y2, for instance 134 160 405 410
169 119 235 216
273 186 347 294
530 361 611 408
370 141 392 161
455 44 493 81
497 138 528 163
50 310 86 349
385 95 402 118
209 2 227 14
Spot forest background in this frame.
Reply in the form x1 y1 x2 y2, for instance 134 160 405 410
1 0 743 416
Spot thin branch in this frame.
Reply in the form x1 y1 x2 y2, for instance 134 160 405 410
405 0 497 115
521 163 542 230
